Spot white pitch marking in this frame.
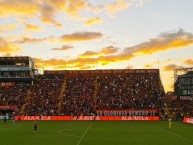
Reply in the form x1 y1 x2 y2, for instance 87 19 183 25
157 127 187 140
76 123 93 145
57 129 81 138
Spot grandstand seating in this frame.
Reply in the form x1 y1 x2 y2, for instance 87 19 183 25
96 73 164 110
24 75 63 116
61 75 95 116
167 100 193 120
0 84 29 114
0 70 192 118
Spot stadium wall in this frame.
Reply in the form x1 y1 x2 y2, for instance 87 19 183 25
14 116 159 121
44 69 159 75
183 117 193 124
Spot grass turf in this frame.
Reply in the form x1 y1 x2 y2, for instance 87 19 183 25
0 121 193 145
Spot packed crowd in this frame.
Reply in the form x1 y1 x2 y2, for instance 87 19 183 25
60 73 165 116
96 74 165 110
61 75 95 116
0 73 192 119
168 100 193 119
0 84 29 111
24 76 63 116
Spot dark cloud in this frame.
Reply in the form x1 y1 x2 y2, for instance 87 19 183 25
60 32 103 42
51 45 73 51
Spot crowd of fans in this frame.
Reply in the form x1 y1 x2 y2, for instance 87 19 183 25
24 76 63 116
167 100 193 120
0 72 192 119
0 84 29 112
96 74 165 110
61 75 95 116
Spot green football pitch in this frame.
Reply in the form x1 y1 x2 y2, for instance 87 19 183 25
0 121 193 145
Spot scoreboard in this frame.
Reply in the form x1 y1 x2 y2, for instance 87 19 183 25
175 72 193 100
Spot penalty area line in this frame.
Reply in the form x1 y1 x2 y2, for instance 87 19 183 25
157 127 187 140
77 123 93 145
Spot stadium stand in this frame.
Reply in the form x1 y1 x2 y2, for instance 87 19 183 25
61 75 95 116
0 84 29 114
1 69 166 116
167 100 193 120
1 68 192 120
96 73 164 110
24 75 63 116
56 69 165 116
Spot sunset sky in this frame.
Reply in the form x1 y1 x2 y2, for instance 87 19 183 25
0 0 193 92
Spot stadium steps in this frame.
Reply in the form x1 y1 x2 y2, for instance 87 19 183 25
20 89 31 115
93 79 98 111
57 79 66 115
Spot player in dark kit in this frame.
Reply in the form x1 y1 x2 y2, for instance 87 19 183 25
34 121 38 133
18 115 20 124
3 115 7 125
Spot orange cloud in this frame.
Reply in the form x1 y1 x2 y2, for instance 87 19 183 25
54 23 63 28
51 45 73 51
91 29 193 66
0 0 141 27
0 1 56 25
98 53 134 65
0 0 147 30
67 57 98 69
164 64 179 71
101 46 119 54
25 24 41 31
0 0 89 25
60 32 103 42
0 36 21 54
34 57 96 70
39 2 58 25
30 28 193 71
79 51 98 58
104 0 129 15
82 29 193 67
124 29 193 55
0 24 17 32
0 1 59 27
47 0 90 18
84 17 102 26
34 51 133 70
33 29 193 70
0 0 37 16
79 46 119 58
34 58 66 68
12 32 102 44
144 64 153 68
76 49 133 67
16 37 46 44
183 59 193 65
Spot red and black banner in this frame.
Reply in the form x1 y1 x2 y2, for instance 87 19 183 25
183 117 193 124
96 109 158 116
0 82 15 87
14 115 159 121
0 105 17 110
